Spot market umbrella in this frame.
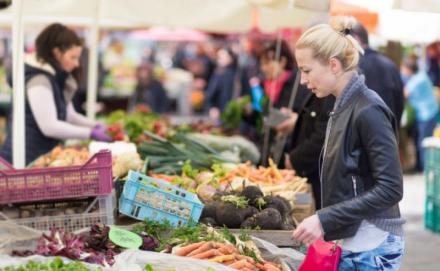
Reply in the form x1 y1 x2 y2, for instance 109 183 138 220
129 27 209 42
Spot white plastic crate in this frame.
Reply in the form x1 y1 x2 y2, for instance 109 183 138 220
0 195 114 232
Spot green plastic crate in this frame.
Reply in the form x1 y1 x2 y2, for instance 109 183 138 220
425 196 440 233
425 147 440 170
425 169 440 198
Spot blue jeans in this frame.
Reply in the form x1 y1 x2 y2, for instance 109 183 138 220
338 234 405 271
415 115 437 171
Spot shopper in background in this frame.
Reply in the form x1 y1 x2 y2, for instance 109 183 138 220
352 22 404 126
293 16 404 270
204 47 238 120
128 62 169 114
1 23 111 165
401 56 439 172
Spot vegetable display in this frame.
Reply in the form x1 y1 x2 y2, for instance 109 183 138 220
132 219 282 271
12 225 159 267
31 146 90 168
138 132 234 175
1 257 101 271
106 110 165 143
186 133 260 164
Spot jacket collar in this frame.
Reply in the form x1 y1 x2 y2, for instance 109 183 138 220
333 72 365 114
25 53 56 75
24 53 78 95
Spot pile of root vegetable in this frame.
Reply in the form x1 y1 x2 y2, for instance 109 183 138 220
200 185 294 230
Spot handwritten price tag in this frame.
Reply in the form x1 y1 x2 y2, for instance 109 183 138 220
109 226 142 249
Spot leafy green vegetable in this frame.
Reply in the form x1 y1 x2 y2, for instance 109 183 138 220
255 197 267 211
238 229 252 242
182 160 198 179
242 246 262 264
138 132 233 175
106 110 162 142
131 219 173 244
143 265 214 271
132 218 244 251
220 195 249 208
221 227 236 245
1 257 101 271
221 95 251 129
211 163 228 178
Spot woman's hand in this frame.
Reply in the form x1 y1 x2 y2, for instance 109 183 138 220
284 153 293 169
90 124 112 142
275 108 298 134
209 107 220 120
292 214 324 245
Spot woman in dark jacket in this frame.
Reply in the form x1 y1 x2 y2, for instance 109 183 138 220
128 62 169 114
257 41 335 208
293 17 404 270
204 47 238 119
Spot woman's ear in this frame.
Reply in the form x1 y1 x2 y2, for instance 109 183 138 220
329 57 343 75
279 56 288 69
52 47 61 60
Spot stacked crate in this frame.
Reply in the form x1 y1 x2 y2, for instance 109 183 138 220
0 150 114 232
424 138 440 233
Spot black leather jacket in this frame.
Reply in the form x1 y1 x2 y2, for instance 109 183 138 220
317 74 403 241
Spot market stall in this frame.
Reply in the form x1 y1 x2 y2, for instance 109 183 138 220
0 101 317 270
5 1 421 270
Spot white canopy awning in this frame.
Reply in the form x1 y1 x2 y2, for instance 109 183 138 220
4 0 328 167
0 0 328 31
340 0 440 44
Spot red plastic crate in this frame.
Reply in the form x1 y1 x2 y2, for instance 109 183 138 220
0 150 112 204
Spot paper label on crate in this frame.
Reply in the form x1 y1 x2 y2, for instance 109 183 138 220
109 227 143 249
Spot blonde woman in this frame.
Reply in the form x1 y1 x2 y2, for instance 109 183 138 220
292 17 405 270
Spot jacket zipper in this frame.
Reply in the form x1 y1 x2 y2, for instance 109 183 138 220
352 176 357 196
320 111 334 209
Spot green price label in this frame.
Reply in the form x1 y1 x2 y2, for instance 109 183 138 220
109 226 143 249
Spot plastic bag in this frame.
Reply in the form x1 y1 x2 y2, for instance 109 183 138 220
111 249 237 271
252 237 305 271
0 221 42 254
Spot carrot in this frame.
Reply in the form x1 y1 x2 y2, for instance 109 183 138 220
174 241 205 256
255 263 266 270
262 168 271 177
218 245 238 255
244 166 251 179
187 242 212 256
235 254 254 261
273 168 283 181
191 248 220 259
228 259 248 269
249 173 265 183
209 254 236 263
263 262 281 271
223 260 237 266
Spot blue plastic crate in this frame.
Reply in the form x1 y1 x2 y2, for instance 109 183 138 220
425 196 440 233
118 170 204 227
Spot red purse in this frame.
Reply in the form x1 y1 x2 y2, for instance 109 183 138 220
298 239 342 271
